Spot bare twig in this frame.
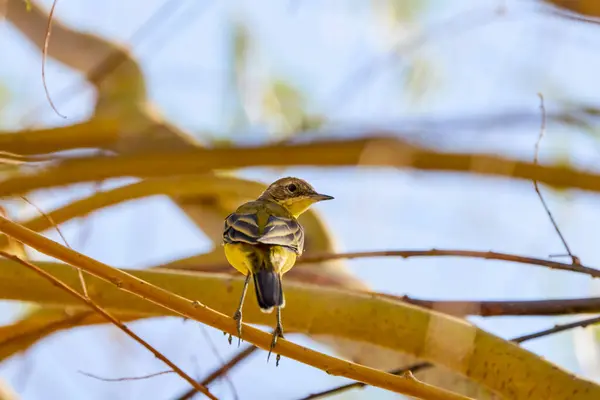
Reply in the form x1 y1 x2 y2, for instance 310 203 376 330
198 327 239 400
534 94 579 265
399 295 600 317
78 369 174 382
296 249 599 278
301 315 600 399
0 251 217 400
174 345 258 400
512 315 600 342
27 0 195 116
42 0 66 119
19 195 88 297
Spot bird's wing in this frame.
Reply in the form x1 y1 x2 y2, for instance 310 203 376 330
223 206 304 255
258 214 304 254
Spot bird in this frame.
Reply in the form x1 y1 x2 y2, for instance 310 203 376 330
222 177 334 364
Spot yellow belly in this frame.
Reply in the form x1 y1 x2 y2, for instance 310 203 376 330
224 243 297 275
224 243 252 275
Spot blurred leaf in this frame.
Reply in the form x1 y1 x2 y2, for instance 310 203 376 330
403 55 441 104
373 0 428 27
227 19 252 133
262 79 307 134
233 21 249 77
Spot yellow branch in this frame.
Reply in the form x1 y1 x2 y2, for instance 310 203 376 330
0 259 596 398
0 121 119 156
0 216 471 400
1 137 598 197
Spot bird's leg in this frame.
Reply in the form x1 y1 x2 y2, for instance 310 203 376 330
229 273 251 346
268 306 285 366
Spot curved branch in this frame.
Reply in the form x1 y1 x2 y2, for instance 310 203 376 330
2 137 600 198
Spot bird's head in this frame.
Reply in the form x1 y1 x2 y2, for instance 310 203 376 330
258 177 334 217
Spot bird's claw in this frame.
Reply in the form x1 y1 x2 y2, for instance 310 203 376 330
267 326 285 366
229 310 243 346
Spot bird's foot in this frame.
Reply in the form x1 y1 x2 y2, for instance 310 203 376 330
228 310 243 346
267 325 284 366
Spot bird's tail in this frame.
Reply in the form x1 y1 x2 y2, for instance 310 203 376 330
253 268 284 313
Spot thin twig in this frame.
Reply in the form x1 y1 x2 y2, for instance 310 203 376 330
19 195 88 297
42 0 66 119
0 251 217 400
534 94 579 265
174 345 258 400
24 0 203 121
198 327 239 400
301 315 600 400
398 295 600 317
297 249 599 278
78 369 174 382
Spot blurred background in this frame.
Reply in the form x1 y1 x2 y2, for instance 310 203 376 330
2 0 600 399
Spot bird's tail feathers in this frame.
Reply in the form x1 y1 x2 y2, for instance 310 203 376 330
253 269 284 313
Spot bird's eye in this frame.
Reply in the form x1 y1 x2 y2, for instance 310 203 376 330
287 183 297 193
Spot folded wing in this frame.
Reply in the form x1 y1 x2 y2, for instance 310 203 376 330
223 211 304 255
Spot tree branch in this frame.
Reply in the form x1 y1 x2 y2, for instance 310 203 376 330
0 216 473 400
301 314 600 399
2 137 600 198
174 345 258 400
0 256 596 399
399 296 600 317
298 249 600 278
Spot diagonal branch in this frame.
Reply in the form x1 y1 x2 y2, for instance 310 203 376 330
0 251 216 400
0 215 473 400
174 345 258 400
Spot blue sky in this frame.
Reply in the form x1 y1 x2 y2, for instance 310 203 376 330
2 0 600 399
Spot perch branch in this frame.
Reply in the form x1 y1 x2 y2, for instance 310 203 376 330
0 215 472 400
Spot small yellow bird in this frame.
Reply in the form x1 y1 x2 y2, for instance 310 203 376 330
223 177 333 363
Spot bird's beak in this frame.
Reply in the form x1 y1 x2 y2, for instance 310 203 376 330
311 193 334 202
